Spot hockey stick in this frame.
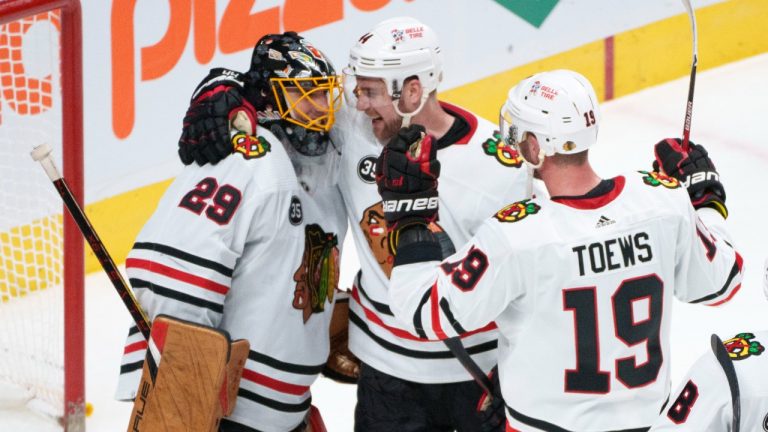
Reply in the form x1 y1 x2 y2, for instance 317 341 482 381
443 337 494 395
680 0 698 151
711 334 741 432
31 144 151 340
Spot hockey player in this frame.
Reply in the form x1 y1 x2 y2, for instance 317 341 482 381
116 32 347 432
378 69 744 431
649 331 767 431
176 16 529 432
650 262 768 431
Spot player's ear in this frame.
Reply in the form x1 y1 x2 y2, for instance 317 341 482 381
520 132 542 165
401 77 423 107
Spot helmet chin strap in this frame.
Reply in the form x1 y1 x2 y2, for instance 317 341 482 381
525 165 535 199
521 149 545 199
393 93 429 128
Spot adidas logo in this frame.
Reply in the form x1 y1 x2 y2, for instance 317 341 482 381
595 215 615 228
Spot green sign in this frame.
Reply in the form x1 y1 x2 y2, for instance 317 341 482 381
493 0 560 28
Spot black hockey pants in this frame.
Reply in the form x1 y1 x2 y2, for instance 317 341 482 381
354 362 504 432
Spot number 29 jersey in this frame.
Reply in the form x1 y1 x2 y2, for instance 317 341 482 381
389 172 744 431
116 128 347 432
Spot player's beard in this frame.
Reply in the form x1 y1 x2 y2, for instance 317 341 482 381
368 109 403 145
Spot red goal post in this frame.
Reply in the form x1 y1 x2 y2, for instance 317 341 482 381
0 0 83 430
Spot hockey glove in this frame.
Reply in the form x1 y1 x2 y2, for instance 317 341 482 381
476 367 505 432
178 68 257 166
375 124 441 226
653 138 728 218
375 125 443 264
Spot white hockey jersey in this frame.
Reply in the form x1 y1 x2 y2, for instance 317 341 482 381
651 330 768 432
331 102 532 383
116 129 347 432
389 172 744 430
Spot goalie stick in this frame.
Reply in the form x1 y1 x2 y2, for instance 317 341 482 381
31 143 151 340
31 144 250 431
680 0 698 151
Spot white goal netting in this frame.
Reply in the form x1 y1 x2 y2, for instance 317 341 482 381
0 9 68 426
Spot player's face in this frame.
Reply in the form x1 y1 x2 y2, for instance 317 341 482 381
353 77 402 142
284 86 331 123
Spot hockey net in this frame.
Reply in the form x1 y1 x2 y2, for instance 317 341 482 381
0 1 83 431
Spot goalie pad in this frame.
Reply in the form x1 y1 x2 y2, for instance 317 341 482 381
321 291 361 383
306 405 327 432
127 315 249 432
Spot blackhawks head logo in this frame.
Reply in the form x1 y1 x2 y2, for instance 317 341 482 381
359 203 392 276
495 199 540 223
482 131 523 168
292 224 339 323
232 132 271 159
639 170 679 189
359 202 452 277
724 332 765 360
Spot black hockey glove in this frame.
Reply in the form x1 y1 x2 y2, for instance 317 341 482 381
178 68 256 166
375 124 441 225
375 124 442 265
653 138 728 218
476 367 505 432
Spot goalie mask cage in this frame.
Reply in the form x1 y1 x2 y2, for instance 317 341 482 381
0 1 83 431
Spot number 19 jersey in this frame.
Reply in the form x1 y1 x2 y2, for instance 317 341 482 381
390 172 744 431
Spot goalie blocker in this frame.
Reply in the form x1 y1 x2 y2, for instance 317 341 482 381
128 315 249 432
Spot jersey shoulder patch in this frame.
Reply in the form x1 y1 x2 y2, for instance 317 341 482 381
723 332 765 361
232 132 271 160
481 131 524 168
494 199 540 223
637 170 680 189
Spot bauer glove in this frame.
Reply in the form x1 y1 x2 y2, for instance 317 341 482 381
653 138 728 218
178 68 256 166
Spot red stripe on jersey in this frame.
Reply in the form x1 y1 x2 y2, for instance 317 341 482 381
351 286 496 341
127 258 229 295
123 340 148 354
351 287 426 340
241 369 310 396
552 176 625 209
708 284 741 307
430 284 448 340
707 252 744 306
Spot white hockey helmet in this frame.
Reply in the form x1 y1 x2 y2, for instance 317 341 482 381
500 70 600 167
345 17 443 126
347 16 443 98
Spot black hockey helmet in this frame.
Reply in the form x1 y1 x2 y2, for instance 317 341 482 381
246 32 341 137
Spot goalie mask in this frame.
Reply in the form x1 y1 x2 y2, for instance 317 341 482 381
247 32 342 156
500 70 600 168
344 17 443 126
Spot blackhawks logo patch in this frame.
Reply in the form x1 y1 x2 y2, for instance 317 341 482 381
232 132 271 159
639 170 679 189
495 199 540 223
724 332 765 360
359 202 452 278
292 224 339 323
482 131 523 168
